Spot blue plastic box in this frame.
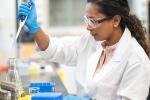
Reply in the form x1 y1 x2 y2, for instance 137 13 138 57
32 93 63 100
29 82 55 93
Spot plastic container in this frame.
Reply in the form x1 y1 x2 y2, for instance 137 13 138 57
29 82 55 93
32 93 63 100
29 87 40 95
18 95 31 100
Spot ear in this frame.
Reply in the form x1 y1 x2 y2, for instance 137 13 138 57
112 15 121 28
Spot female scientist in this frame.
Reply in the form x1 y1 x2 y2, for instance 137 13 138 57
18 0 150 99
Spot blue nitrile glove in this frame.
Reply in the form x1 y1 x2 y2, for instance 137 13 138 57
63 96 91 100
18 0 40 33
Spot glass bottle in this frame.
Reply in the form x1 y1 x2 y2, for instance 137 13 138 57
8 58 24 98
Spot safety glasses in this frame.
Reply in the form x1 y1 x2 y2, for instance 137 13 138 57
84 16 113 28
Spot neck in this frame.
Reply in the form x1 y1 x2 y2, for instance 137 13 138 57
105 27 123 46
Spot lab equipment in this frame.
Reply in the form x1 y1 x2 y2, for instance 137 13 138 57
0 81 17 100
18 95 31 100
8 58 25 98
29 82 55 93
16 2 32 42
28 62 40 82
63 96 92 100
29 87 40 95
0 88 11 100
84 16 113 28
18 0 40 33
19 82 62 100
32 92 63 100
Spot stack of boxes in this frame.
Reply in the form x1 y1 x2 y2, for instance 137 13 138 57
19 82 63 100
29 82 63 100
0 82 63 100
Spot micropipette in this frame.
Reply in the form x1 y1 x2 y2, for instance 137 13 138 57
15 2 32 42
15 18 27 41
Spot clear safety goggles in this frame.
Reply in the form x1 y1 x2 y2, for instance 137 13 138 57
84 16 113 28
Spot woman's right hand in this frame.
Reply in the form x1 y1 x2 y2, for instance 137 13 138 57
18 0 40 33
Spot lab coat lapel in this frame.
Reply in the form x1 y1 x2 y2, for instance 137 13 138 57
86 41 103 82
111 27 132 62
93 27 132 82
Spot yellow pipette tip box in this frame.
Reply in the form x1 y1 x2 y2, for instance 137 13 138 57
18 95 31 100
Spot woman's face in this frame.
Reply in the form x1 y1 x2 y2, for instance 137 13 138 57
85 3 115 41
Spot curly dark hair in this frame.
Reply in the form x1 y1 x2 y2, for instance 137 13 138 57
87 0 150 58
126 14 150 58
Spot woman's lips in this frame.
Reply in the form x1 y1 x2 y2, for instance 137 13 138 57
90 32 96 36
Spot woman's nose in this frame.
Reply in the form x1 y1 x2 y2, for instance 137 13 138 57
86 23 93 31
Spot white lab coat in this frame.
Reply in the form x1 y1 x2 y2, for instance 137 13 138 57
39 28 150 100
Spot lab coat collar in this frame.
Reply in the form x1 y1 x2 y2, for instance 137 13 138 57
96 41 103 51
96 27 132 62
111 27 132 62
